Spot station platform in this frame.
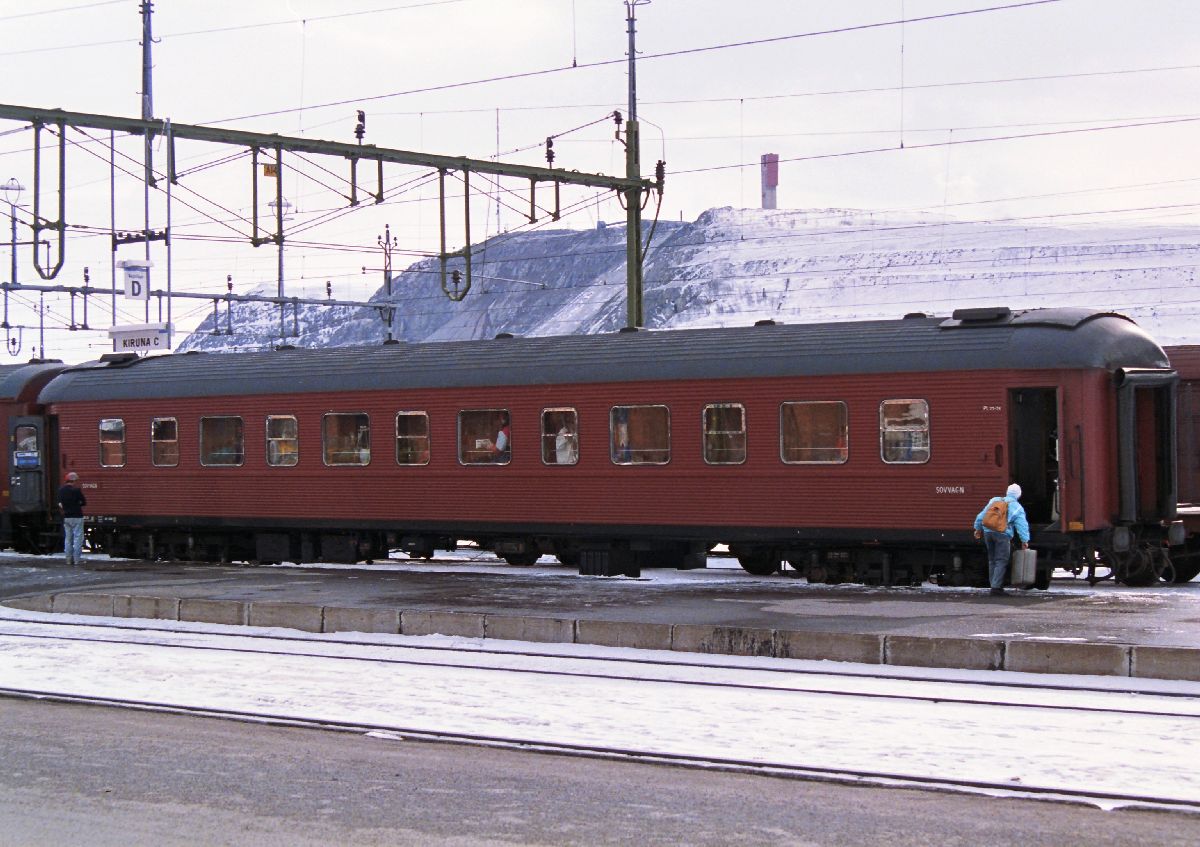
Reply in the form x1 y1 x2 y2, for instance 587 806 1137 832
3 552 1199 681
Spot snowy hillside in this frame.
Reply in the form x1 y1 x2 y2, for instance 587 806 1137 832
179 207 1200 351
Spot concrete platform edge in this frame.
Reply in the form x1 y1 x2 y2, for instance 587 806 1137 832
6 594 1200 682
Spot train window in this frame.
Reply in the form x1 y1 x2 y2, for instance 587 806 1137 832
703 404 747 465
541 408 578 466
99 418 126 467
200 417 244 467
396 412 430 466
15 424 37 452
610 405 670 465
323 413 370 466
14 424 39 469
780 401 848 464
151 417 179 467
459 409 510 465
880 399 930 464
266 415 298 467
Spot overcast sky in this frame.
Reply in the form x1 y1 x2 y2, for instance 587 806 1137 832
1 0 1198 362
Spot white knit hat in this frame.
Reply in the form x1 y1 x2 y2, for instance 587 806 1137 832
1006 483 1022 499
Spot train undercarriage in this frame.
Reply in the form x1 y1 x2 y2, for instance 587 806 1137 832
75 520 1200 588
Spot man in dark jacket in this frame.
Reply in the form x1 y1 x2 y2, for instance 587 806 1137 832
57 471 87 566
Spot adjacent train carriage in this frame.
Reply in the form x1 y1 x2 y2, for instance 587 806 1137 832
1163 344 1200 582
31 307 1181 587
0 360 67 552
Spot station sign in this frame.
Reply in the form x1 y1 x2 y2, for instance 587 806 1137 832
116 258 153 301
107 322 172 354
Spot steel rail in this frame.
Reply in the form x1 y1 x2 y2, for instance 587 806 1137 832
2 685 1197 815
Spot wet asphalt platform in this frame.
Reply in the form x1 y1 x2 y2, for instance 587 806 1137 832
3 552 1199 681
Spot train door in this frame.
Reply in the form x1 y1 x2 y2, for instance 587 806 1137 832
8 416 48 514
1115 370 1176 524
1007 388 1059 527
1177 378 1200 505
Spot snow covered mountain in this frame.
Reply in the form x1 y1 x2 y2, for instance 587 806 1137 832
179 207 1200 351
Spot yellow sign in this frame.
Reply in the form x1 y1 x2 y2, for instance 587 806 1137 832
263 163 278 178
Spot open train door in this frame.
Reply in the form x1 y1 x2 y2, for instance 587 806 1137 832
9 416 48 514
1116 369 1177 525
1112 368 1178 584
1007 387 1060 527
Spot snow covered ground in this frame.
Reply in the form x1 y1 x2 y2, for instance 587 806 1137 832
2 600 1199 812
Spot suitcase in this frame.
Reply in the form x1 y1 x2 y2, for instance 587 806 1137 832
1010 548 1037 588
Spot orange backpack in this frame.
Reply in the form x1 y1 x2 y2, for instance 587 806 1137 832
981 498 1008 532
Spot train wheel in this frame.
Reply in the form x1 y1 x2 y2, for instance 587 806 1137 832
737 551 780 576
1116 547 1158 587
503 552 540 566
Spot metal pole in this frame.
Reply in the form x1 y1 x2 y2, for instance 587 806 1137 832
8 202 15 286
275 147 284 340
141 1 154 324
109 130 116 326
624 1 646 328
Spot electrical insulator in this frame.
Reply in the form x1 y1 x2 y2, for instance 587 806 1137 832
612 110 623 128
354 110 366 143
655 160 666 189
545 137 555 166
451 269 462 285
226 274 233 293
326 281 332 299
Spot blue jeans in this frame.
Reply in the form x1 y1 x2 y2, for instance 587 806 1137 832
63 517 84 565
983 530 1011 589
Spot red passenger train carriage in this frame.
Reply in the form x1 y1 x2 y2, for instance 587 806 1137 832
0 360 67 552
17 306 1183 587
1162 344 1200 583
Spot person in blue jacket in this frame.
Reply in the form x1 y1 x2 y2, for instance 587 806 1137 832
973 483 1030 595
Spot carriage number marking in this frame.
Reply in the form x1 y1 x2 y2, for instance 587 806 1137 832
981 405 1002 412
935 485 967 495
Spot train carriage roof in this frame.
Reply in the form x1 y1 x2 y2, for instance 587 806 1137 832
39 307 1170 403
0 361 66 402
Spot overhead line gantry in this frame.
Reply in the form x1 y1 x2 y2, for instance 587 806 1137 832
0 102 663 345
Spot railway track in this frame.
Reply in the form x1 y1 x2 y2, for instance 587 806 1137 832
0 617 1198 719
2 614 1198 814
3 683 1198 815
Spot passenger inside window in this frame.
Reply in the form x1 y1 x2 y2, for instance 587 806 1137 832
611 405 669 465
459 409 511 465
541 409 578 465
485 411 511 462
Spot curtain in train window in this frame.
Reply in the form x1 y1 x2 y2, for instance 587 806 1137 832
703 403 747 465
99 418 126 467
880 399 930 464
458 409 510 465
610 405 670 465
199 416 244 467
266 415 298 467
151 417 179 467
323 413 370 466
395 412 430 466
541 408 578 466
780 401 848 464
